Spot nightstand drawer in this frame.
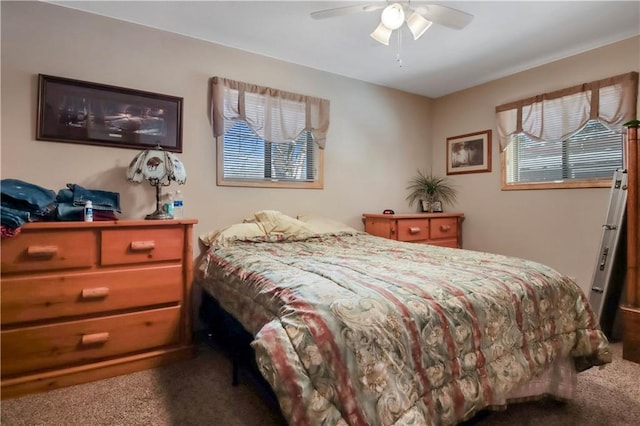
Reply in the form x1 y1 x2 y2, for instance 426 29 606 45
101 228 184 265
430 218 458 240
1 265 183 325
1 230 95 273
397 219 429 242
1 306 181 376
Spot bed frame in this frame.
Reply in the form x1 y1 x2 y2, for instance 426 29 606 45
198 291 280 407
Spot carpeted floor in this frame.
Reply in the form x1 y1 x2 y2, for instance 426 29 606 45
1 341 639 425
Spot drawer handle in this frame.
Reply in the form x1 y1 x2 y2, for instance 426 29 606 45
27 245 58 258
409 226 421 234
81 332 109 345
440 225 451 232
81 287 110 299
130 240 155 251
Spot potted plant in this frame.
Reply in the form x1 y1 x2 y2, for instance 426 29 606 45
406 170 457 212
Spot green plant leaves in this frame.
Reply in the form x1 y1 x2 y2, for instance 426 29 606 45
405 170 457 207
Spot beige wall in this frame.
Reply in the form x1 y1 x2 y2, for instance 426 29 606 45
431 36 640 292
1 1 432 247
2 2 638 294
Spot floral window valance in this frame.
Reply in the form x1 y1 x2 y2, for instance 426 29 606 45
495 72 638 151
210 77 330 148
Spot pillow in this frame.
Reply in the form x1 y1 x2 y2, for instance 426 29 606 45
199 222 266 247
252 210 314 236
297 215 360 235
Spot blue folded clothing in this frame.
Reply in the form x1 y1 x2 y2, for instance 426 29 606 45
55 202 84 221
1 178 57 217
56 188 74 203
64 184 121 212
0 206 31 228
1 180 121 226
55 184 121 221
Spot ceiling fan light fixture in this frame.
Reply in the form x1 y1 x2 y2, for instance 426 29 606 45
380 3 405 30
370 22 392 45
406 11 433 40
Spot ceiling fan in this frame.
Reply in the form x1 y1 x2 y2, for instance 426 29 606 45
311 1 473 46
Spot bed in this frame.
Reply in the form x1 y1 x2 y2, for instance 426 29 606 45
195 210 611 425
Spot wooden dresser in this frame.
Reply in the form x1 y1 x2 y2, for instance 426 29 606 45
621 121 639 363
0 219 197 398
362 213 464 248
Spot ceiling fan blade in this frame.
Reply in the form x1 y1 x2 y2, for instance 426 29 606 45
310 2 386 20
414 4 473 29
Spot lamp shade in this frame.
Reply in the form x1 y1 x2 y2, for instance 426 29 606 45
406 12 433 40
127 147 186 220
127 147 187 185
370 22 393 45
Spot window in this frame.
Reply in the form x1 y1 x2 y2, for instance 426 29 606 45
504 120 623 188
220 121 321 187
496 72 638 190
210 77 329 189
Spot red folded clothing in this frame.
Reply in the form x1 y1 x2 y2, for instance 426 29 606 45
1 225 22 239
93 210 118 221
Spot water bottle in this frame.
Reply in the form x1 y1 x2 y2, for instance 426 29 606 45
84 200 93 222
173 190 184 219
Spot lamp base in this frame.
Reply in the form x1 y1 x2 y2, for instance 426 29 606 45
144 182 172 220
145 209 172 220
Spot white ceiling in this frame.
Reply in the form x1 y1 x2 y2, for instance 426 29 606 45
47 1 640 98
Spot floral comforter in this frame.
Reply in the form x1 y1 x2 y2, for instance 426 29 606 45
196 232 611 425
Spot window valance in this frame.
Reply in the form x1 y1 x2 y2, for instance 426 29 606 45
495 72 638 151
211 77 330 149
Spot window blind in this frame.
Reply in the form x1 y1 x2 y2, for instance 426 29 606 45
222 121 317 183
506 120 623 184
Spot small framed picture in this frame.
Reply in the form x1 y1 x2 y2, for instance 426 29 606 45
421 200 430 212
446 129 492 175
431 201 443 213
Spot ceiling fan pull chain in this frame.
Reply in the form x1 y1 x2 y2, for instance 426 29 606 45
396 29 403 67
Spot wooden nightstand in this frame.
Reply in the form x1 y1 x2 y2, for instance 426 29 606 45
0 219 197 398
362 213 464 248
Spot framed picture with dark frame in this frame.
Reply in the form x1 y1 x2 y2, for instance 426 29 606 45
37 74 183 152
446 129 492 175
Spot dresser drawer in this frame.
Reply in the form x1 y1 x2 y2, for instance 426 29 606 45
396 219 429 242
430 218 458 240
1 306 181 376
427 239 459 248
1 230 95 273
101 228 184 266
1 265 183 325
363 218 393 239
